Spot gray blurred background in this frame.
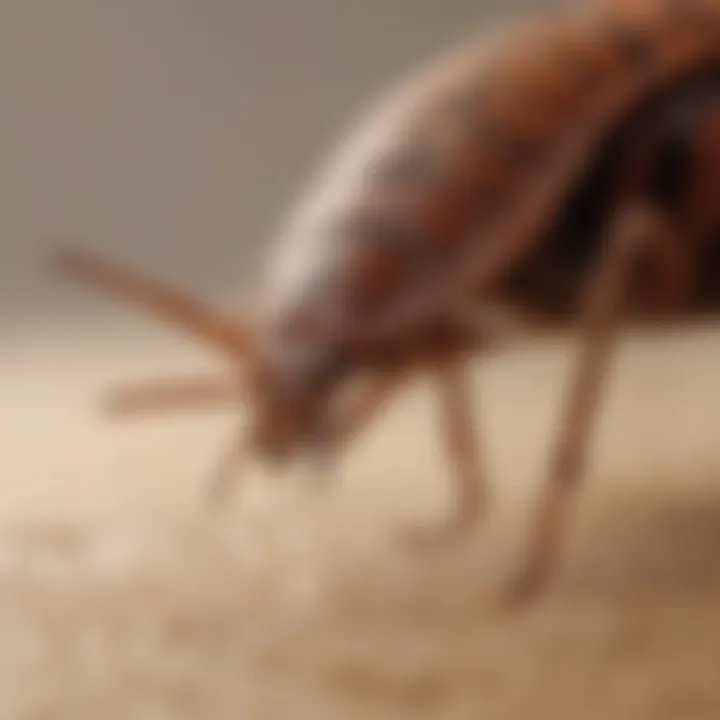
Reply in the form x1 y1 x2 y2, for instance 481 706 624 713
0 0 559 330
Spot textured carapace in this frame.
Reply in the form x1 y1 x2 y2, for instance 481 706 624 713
272 0 720 353
52 0 720 477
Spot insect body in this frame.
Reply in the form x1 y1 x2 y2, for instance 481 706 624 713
50 0 720 603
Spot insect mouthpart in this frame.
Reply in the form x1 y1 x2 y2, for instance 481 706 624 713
247 348 344 460
247 398 340 496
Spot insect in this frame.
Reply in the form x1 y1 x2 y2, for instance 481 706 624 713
48 0 720 603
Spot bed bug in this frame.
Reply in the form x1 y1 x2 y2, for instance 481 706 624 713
48 0 720 603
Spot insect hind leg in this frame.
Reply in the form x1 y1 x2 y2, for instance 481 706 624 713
504 204 663 605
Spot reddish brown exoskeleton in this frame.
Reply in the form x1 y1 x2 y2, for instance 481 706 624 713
49 0 720 602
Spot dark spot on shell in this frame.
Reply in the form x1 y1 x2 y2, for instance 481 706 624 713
370 142 441 189
344 211 437 267
646 105 696 209
480 115 548 168
600 19 656 69
300 347 349 389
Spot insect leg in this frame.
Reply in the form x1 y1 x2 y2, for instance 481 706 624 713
102 373 241 417
402 358 486 549
333 370 405 445
205 422 249 506
504 205 660 605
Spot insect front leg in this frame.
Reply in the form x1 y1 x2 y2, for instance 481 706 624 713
205 421 250 506
402 358 487 550
504 205 662 605
102 373 242 416
332 370 405 446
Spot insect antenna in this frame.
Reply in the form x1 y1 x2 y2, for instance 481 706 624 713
48 245 260 364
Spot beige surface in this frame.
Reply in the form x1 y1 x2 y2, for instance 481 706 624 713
2 322 720 718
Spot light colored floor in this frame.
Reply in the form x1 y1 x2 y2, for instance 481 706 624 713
2 321 720 719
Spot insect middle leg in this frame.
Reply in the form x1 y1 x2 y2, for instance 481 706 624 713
403 358 487 549
504 205 662 604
